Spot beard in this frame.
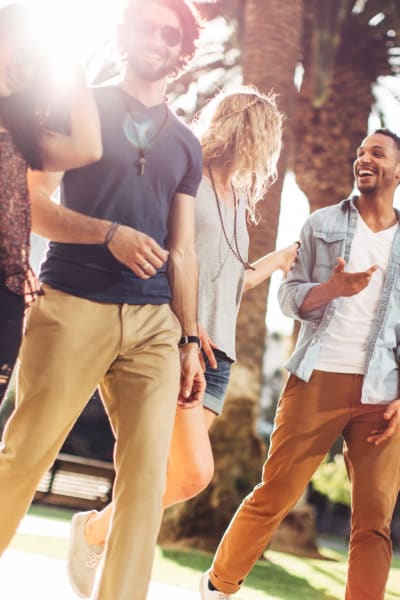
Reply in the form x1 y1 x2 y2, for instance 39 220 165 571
357 181 377 194
126 49 179 82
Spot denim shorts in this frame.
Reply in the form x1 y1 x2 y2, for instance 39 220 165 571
202 349 233 416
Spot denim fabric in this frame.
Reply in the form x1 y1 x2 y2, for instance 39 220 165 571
0 274 25 404
278 197 400 403
202 350 232 415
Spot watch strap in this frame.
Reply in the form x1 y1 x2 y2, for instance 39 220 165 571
178 335 201 348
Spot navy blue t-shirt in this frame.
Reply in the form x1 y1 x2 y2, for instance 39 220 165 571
40 85 202 304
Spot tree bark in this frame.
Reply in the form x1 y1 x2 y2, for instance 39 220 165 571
293 5 391 210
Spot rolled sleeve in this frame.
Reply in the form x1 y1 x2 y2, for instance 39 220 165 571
278 218 327 324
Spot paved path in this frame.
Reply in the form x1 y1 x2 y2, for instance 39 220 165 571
0 514 199 600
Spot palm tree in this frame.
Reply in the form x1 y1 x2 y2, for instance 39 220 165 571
294 0 400 209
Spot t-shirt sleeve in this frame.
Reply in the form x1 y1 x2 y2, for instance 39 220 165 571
42 108 71 136
176 136 203 198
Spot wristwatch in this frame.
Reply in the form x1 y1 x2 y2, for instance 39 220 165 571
178 335 201 349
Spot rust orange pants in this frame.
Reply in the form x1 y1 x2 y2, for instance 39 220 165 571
210 371 400 600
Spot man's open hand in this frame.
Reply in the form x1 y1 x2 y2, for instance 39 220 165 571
329 257 377 297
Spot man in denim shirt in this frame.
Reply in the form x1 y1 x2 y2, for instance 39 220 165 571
201 129 400 600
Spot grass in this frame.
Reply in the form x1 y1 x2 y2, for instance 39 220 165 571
10 506 400 600
152 545 400 600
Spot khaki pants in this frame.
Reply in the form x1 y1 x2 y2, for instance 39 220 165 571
210 371 400 600
0 285 181 600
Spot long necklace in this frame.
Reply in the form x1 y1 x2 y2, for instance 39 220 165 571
208 166 255 270
120 88 169 176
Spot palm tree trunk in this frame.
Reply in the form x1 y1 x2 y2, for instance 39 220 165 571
237 0 304 369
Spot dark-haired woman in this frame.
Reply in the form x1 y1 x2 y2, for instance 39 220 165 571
0 3 102 404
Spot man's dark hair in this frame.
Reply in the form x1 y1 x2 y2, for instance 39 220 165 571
121 0 202 76
374 128 400 154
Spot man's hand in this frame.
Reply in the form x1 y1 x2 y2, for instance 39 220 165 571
328 257 377 297
199 323 217 370
367 399 400 446
108 224 169 279
301 257 379 315
177 345 206 409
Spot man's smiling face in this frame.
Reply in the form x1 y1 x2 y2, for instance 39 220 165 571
119 2 183 82
354 133 400 195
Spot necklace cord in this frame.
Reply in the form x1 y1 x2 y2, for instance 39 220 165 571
119 88 169 175
208 166 255 271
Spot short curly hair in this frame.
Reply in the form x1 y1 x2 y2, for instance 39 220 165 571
119 0 202 77
374 128 400 155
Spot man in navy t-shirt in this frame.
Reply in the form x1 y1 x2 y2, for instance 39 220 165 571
0 2 204 599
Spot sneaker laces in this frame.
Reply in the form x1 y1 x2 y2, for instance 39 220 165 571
85 549 103 569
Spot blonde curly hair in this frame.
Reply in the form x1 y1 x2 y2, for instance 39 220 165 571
194 85 283 223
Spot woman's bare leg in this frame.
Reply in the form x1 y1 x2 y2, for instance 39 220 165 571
84 405 216 546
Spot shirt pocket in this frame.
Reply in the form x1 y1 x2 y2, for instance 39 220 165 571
311 230 346 282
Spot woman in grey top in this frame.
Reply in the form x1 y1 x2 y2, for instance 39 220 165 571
67 86 299 598
194 88 297 416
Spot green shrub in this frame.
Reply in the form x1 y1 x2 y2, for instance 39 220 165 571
311 454 351 506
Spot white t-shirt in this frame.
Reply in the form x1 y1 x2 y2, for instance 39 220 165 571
315 214 397 374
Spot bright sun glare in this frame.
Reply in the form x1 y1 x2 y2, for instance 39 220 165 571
20 0 126 84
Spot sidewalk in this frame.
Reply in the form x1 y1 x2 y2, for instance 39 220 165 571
0 512 199 600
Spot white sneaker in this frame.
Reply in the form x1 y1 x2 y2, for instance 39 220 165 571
67 511 104 598
199 572 233 599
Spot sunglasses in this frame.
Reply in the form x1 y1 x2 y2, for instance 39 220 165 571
131 19 182 48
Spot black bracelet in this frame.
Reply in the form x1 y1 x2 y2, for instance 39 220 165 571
104 222 119 248
178 335 201 349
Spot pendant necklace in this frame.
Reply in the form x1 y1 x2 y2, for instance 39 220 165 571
208 166 255 271
120 89 169 176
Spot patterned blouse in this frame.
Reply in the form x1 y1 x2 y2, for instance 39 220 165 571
0 130 40 304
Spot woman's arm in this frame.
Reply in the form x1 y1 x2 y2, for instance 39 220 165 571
243 242 299 293
37 69 102 172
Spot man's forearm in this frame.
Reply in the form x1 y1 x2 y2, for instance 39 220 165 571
167 248 199 335
31 189 111 244
299 280 336 316
299 258 377 317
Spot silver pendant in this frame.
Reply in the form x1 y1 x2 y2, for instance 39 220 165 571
137 156 146 176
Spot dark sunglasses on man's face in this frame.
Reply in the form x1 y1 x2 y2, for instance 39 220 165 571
133 19 182 47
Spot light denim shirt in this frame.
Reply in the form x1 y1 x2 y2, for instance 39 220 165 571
278 197 400 404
